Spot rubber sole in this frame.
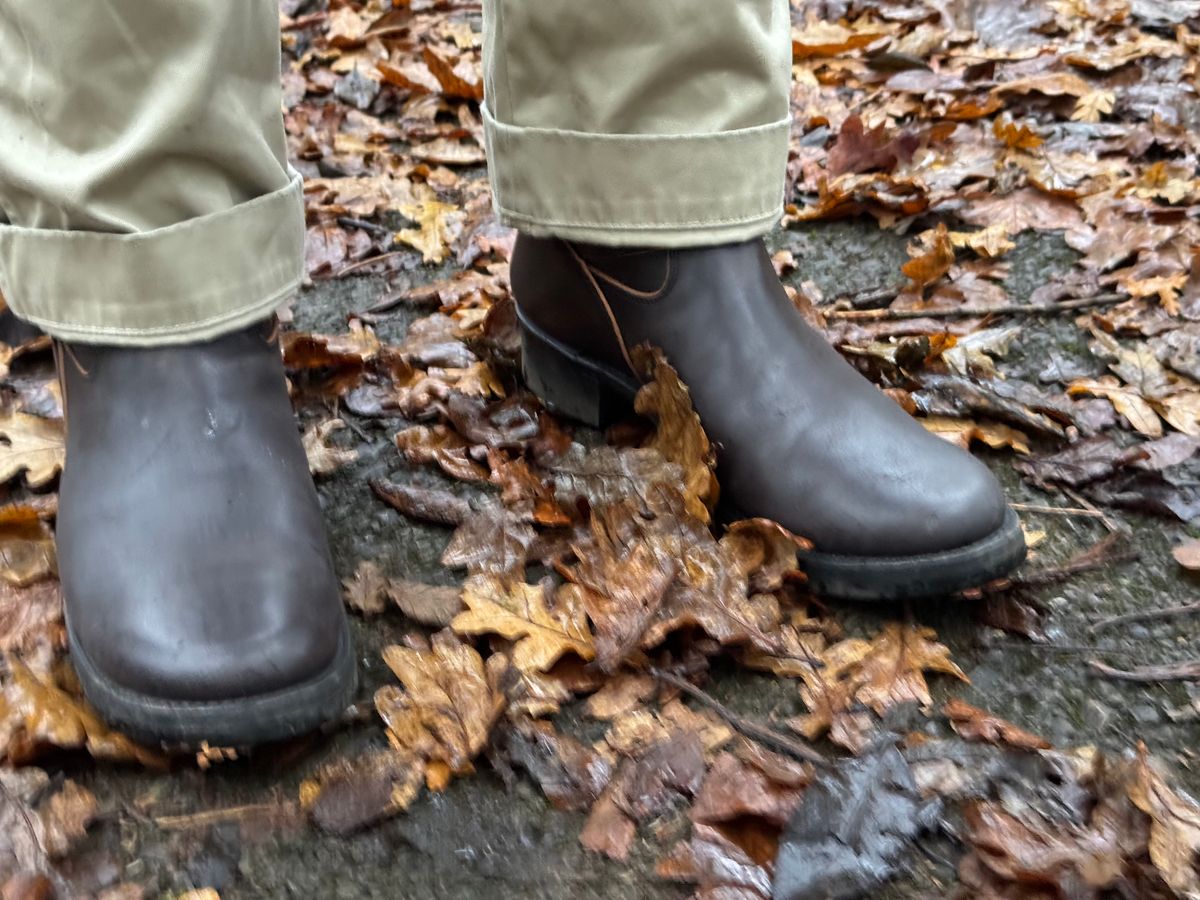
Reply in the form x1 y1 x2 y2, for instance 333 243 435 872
799 507 1027 601
67 621 358 748
521 318 1028 600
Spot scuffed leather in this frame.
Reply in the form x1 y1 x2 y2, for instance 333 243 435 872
513 235 1009 557
56 323 347 701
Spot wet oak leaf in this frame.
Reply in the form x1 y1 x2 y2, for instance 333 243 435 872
0 414 63 489
0 506 56 588
921 416 1031 455
792 20 888 59
774 746 935 900
0 658 165 768
0 768 98 879
451 575 594 673
827 115 918 176
440 506 536 580
494 717 613 811
1068 377 1163 438
583 673 657 721
690 747 809 829
1129 743 1200 895
943 698 1052 751
395 198 464 264
376 632 507 779
0 581 62 657
302 418 359 477
854 622 968 715
394 424 489 482
901 223 955 289
632 348 719 524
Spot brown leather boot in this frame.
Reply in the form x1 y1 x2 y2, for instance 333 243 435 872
511 235 1026 600
55 322 356 745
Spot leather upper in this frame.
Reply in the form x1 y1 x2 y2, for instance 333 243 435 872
56 324 347 701
512 235 1009 557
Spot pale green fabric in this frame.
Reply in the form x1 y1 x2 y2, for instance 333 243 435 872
0 0 792 345
0 0 302 346
483 0 793 247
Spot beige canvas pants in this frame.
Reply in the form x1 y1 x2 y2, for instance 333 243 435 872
0 1 791 346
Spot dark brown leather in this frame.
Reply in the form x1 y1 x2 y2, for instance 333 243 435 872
56 322 348 702
512 235 1010 558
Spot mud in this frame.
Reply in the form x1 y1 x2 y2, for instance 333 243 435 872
60 223 1197 898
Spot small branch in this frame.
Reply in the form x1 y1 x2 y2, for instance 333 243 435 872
337 216 392 237
1010 503 1107 519
824 292 1125 321
1060 486 1124 534
1089 659 1200 683
1089 601 1200 635
1011 533 1137 588
154 802 298 831
649 668 826 766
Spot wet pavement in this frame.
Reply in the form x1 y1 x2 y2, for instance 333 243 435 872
62 222 1197 899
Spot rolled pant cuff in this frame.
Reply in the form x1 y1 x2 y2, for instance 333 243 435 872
483 104 789 248
0 173 305 346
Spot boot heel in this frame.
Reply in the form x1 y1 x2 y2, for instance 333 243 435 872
521 326 628 428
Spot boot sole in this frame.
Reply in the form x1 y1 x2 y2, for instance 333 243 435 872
66 620 358 748
521 318 1027 600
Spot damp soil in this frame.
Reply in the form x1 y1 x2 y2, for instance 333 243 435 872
57 224 1198 899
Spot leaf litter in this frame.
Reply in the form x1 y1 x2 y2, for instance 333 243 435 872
0 0 1197 895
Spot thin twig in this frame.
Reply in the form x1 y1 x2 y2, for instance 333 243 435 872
649 668 826 766
1089 659 1200 683
1011 533 1137 588
336 216 392 237
1010 502 1107 519
333 250 408 278
824 292 1125 321
153 802 298 831
1088 601 1200 635
1060 486 1124 534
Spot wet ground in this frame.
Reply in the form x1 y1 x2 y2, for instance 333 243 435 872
61 222 1197 899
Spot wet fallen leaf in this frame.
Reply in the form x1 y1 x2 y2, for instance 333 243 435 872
451 575 594 674
0 507 56 588
394 424 488 482
633 348 718 524
1129 743 1200 895
0 769 97 882
302 418 359 476
376 631 506 784
901 223 955 289
943 698 1052 751
494 717 612 811
0 415 63 489
0 658 164 768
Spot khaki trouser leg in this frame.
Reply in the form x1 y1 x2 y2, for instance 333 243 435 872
482 0 792 248
0 1 303 346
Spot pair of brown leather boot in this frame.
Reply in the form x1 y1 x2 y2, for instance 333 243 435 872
55 236 1023 746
